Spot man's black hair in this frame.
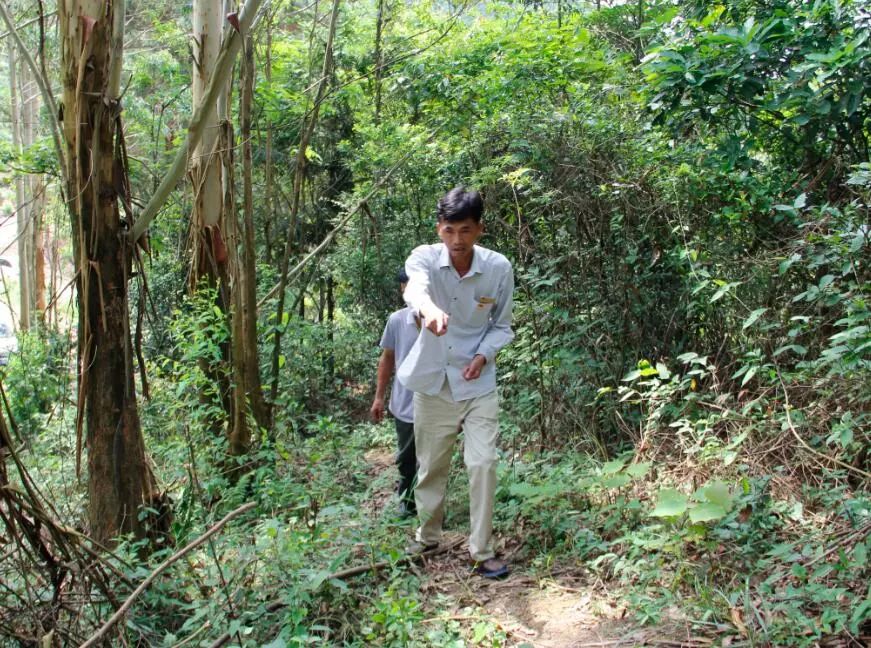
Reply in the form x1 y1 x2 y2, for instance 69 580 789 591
397 268 409 283
437 187 484 223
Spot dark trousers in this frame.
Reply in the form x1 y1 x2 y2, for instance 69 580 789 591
395 419 417 508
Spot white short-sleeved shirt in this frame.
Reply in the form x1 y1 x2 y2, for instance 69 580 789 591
379 306 419 423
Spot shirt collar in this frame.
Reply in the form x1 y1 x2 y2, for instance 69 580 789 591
438 244 482 277
404 307 418 325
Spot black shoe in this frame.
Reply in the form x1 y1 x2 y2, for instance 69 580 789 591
472 558 510 579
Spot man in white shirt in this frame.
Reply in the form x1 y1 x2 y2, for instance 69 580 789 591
370 270 420 518
399 187 514 578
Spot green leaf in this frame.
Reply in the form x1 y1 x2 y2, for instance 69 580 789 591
773 344 807 357
656 362 671 379
602 459 627 475
602 474 631 489
621 369 641 382
262 639 288 648
650 488 688 518
793 193 807 209
710 281 741 303
742 308 767 330
626 462 652 478
741 365 758 387
688 502 728 523
699 481 733 509
278 354 286 369
853 542 867 567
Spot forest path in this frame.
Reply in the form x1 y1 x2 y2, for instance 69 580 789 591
361 448 699 648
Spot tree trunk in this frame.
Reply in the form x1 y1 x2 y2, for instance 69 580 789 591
263 14 274 265
373 0 385 123
240 36 269 432
190 0 265 457
59 0 164 545
190 0 227 289
22 69 45 325
31 178 47 320
7 39 31 331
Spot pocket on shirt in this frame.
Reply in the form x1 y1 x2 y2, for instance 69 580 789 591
469 299 495 326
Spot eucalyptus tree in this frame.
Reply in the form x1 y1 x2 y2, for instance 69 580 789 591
58 0 163 544
189 0 267 456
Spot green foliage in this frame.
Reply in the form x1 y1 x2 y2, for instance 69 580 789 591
3 0 869 645
2 328 67 436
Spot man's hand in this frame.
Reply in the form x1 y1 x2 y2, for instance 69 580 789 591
370 397 385 423
462 354 487 381
421 305 449 336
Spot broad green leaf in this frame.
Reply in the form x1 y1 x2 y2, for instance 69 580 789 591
650 488 688 518
602 474 631 489
742 308 767 330
700 481 733 509
853 542 867 567
773 344 807 357
621 369 641 382
710 281 741 303
602 459 626 475
656 362 671 379
626 462 652 478
688 502 728 523
793 193 807 209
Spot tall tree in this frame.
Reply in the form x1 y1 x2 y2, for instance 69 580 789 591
190 0 267 455
239 35 268 432
6 37 31 330
59 0 162 544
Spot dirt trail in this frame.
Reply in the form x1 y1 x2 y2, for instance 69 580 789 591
362 448 702 648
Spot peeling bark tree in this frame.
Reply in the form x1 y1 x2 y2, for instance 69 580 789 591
190 0 267 457
59 0 164 544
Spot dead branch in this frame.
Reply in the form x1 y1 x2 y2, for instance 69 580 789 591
79 502 256 648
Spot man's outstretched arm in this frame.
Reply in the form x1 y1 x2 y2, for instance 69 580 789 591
404 246 449 335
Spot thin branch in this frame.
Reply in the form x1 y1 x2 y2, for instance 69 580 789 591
777 371 871 481
79 502 257 648
257 122 445 307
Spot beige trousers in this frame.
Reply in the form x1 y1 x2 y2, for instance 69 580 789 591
413 380 499 561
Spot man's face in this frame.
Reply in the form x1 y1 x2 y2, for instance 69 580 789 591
400 281 408 295
437 218 484 259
